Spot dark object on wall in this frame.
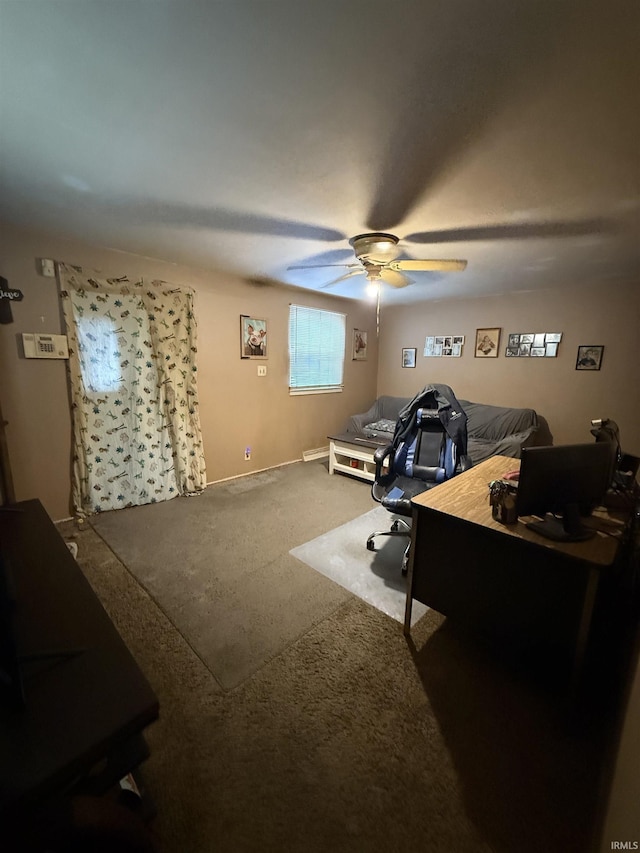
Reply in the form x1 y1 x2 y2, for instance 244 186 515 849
0 276 24 325
0 277 13 324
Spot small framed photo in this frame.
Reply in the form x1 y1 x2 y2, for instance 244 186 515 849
576 345 604 371
353 329 368 360
531 347 546 357
506 347 519 357
402 347 417 368
240 315 267 359
519 343 531 356
508 333 521 347
520 333 534 344
434 336 445 346
545 332 562 343
452 343 462 357
475 328 501 358
453 335 465 345
545 342 558 357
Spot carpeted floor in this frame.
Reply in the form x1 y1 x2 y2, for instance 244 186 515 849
89 461 373 689
57 460 625 853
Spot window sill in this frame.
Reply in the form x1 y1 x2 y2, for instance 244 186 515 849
289 386 343 396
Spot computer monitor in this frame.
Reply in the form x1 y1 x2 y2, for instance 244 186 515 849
516 442 616 542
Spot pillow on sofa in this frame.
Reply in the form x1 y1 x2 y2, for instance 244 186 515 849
364 418 397 435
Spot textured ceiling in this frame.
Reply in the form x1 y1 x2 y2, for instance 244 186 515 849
0 0 638 304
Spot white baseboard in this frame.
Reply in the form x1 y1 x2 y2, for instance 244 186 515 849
206 458 301 487
302 446 330 462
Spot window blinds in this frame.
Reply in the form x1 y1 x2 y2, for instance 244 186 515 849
288 304 346 394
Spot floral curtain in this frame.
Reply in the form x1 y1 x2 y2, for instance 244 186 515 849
59 263 207 516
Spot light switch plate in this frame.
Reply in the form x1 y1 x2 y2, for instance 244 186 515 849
40 258 56 277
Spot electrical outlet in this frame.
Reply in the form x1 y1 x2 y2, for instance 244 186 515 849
244 447 251 460
257 365 267 376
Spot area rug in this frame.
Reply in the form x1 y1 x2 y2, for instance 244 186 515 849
88 461 374 691
290 506 428 626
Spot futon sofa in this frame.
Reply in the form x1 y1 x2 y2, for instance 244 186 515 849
345 394 550 464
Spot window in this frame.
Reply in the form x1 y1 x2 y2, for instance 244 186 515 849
288 304 346 394
75 315 121 393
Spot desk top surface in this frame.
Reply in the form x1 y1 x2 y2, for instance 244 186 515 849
411 455 625 566
0 499 159 810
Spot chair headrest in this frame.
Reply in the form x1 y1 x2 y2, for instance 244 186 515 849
416 408 441 429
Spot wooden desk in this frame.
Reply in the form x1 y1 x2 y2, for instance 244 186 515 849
0 499 159 820
405 456 626 674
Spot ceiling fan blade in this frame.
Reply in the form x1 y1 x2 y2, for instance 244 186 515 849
405 219 613 244
379 269 412 288
320 269 365 289
391 259 467 272
287 263 361 271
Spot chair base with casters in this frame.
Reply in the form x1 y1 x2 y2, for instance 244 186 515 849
367 385 472 574
366 517 412 572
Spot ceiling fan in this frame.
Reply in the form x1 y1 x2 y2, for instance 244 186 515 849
287 232 467 289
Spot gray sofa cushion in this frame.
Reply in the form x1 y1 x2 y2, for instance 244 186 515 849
459 400 539 441
468 431 536 463
459 399 539 463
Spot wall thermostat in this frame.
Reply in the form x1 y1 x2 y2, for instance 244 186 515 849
22 333 69 359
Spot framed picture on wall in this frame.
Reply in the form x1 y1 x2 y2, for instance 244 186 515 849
353 329 368 360
475 328 501 358
240 315 268 359
576 345 604 371
402 347 417 368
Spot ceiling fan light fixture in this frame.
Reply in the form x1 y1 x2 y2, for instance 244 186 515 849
366 272 381 297
291 232 467 293
350 232 401 262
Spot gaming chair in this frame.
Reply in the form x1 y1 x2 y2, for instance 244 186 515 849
366 384 471 573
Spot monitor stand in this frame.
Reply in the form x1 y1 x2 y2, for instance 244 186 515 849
525 504 596 543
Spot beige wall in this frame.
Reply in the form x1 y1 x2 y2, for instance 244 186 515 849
377 284 640 453
2 217 639 522
0 221 378 520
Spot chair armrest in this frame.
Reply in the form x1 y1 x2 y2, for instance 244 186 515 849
371 443 394 503
373 443 395 485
